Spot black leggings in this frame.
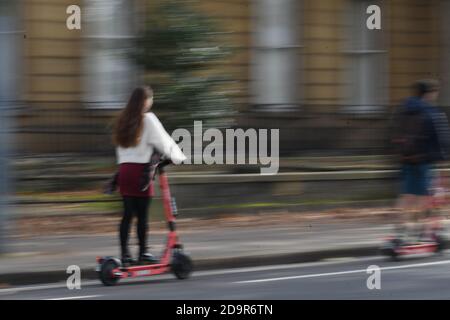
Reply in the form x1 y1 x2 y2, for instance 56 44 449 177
120 196 151 256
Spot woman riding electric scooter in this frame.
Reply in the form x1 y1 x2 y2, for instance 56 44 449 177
112 86 186 266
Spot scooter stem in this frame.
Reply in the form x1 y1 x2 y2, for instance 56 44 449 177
158 169 176 225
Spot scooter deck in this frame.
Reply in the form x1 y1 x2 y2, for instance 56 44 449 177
120 260 160 268
394 241 438 255
115 263 170 278
381 236 441 259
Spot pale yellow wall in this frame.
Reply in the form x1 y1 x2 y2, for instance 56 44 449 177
388 0 441 105
191 0 251 109
302 0 345 108
22 0 443 109
24 0 82 104
302 0 441 108
141 0 251 111
20 0 85 153
18 0 445 153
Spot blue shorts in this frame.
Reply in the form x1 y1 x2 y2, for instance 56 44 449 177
400 163 433 196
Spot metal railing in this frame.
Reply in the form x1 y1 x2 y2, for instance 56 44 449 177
4 101 450 156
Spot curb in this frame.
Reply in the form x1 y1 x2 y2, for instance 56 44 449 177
0 245 382 287
2 240 448 287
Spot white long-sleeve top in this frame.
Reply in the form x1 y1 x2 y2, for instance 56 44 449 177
116 112 186 165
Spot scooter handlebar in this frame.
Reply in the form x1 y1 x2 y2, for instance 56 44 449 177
157 158 172 169
150 152 172 168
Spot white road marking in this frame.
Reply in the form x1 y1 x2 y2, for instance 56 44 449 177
191 257 375 277
234 259 450 284
44 295 101 300
0 281 99 294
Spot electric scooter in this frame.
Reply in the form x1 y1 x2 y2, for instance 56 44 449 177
380 173 448 261
96 157 193 286
380 229 446 261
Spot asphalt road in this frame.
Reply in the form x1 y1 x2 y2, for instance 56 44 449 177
1 250 450 300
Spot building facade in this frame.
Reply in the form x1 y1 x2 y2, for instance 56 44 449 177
1 0 448 154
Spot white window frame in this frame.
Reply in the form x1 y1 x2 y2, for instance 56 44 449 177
82 0 138 109
0 0 22 107
342 0 388 115
440 0 450 108
250 0 302 112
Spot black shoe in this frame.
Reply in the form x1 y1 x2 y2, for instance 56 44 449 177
121 253 136 266
139 253 159 264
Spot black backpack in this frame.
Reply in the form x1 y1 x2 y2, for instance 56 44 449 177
394 107 428 163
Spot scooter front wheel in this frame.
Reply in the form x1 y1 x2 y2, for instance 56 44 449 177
99 258 120 286
171 252 193 280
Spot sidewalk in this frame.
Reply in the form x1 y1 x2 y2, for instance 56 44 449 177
1 211 448 286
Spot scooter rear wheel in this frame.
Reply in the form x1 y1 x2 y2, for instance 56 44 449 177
171 252 193 280
435 234 446 253
99 259 120 286
381 238 401 262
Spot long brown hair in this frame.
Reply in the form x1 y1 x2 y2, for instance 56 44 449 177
113 86 153 148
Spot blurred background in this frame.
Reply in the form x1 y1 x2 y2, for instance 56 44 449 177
1 0 450 250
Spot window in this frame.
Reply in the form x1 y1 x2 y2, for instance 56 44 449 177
342 0 387 114
83 0 137 108
250 0 302 112
0 0 21 106
440 0 450 108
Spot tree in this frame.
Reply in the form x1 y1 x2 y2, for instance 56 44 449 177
131 0 236 130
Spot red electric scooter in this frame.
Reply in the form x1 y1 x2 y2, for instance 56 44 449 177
96 157 193 286
380 173 448 261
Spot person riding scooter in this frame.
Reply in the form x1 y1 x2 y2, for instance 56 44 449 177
112 86 186 265
390 79 450 242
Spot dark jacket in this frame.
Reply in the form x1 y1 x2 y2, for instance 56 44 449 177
392 97 450 163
